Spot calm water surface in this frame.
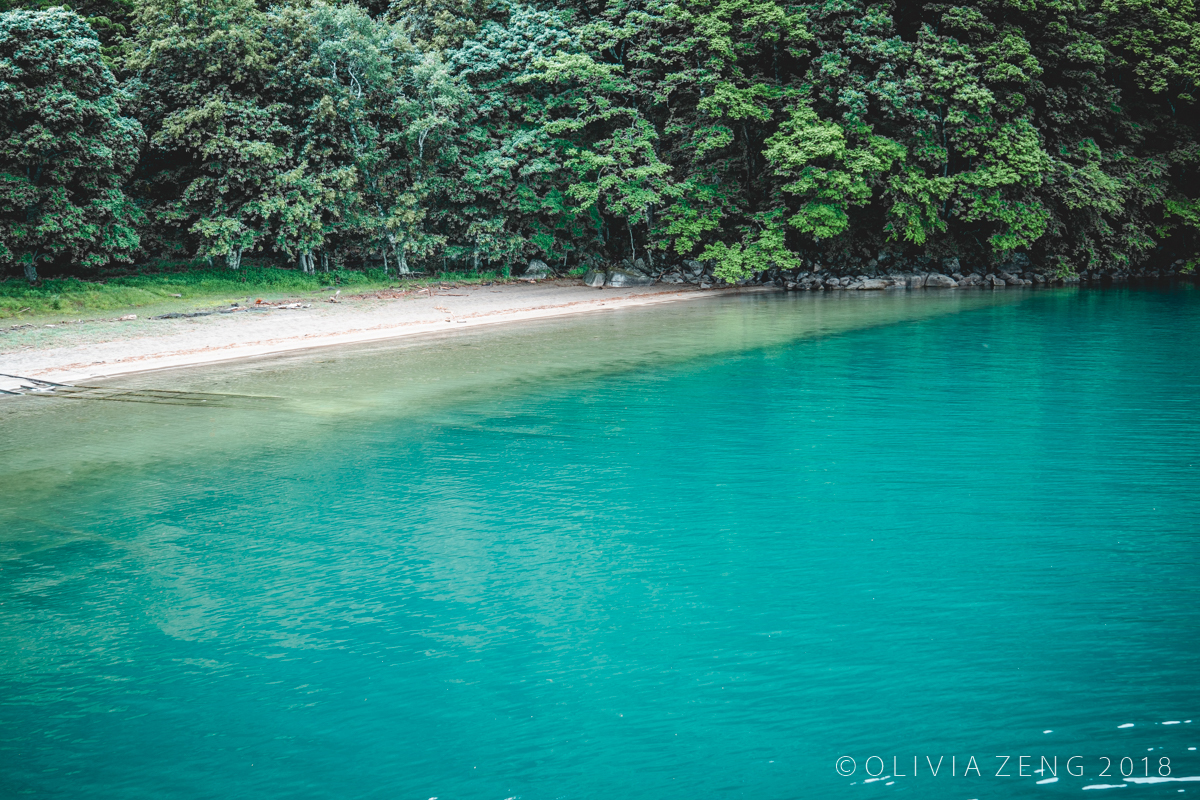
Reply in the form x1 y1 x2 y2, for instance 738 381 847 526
1 287 1198 798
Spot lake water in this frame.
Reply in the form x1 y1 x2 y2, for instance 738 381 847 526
1 287 1198 798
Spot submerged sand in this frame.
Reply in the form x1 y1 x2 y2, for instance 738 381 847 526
0 279 726 390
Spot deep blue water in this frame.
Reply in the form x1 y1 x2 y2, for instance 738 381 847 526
1 287 1198 798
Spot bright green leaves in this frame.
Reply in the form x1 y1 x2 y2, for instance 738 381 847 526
697 82 779 122
701 208 803 280
765 103 903 239
656 179 732 253
675 0 811 64
954 119 1052 251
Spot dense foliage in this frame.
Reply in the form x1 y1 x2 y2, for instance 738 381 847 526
1 0 1196 281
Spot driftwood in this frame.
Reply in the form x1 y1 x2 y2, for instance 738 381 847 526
0 374 282 406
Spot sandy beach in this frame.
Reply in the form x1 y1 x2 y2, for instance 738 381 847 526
0 279 726 391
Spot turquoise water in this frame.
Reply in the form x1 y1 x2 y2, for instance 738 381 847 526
1 287 1198 798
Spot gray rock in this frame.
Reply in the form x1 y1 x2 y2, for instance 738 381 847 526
990 275 1006 287
606 268 655 287
583 269 607 287
860 279 887 290
943 256 961 273
925 273 957 288
684 260 705 276
908 273 927 289
524 258 551 278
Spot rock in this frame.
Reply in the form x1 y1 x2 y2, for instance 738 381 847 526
998 271 1019 284
908 273 926 289
583 269 607 287
860 279 887 290
606 268 655 287
990 275 1006 287
925 273 957 288
943 256 961 273
632 257 652 275
523 259 551 279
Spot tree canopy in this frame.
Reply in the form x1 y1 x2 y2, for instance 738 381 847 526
1 0 1196 281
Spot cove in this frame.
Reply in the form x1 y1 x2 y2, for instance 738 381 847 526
1 286 1198 799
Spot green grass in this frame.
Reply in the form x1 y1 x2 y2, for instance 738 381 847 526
0 264 516 320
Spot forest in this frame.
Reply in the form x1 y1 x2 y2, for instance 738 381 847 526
1 0 1197 283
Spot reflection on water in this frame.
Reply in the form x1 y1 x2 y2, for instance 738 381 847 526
1 287 1198 799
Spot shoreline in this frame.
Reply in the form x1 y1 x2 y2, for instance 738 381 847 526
0 281 737 390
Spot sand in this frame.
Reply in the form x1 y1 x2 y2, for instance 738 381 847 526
0 279 726 391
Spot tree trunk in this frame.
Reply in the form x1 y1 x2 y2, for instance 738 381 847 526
381 248 389 274
321 252 329 273
395 236 410 274
23 257 37 283
227 247 243 270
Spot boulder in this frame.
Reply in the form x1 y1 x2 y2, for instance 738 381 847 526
943 256 961 273
583 269 607 287
908 273 927 289
925 273 957 288
860 279 887 290
606 268 655 287
523 259 551 279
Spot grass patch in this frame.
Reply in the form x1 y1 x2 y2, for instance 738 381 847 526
0 265 517 319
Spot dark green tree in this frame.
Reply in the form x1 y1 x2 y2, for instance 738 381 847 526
0 8 143 282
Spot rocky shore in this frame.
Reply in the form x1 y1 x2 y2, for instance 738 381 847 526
572 255 1196 291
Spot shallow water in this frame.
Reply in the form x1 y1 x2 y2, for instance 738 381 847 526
1 287 1198 798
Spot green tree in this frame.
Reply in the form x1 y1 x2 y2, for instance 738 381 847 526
0 8 143 282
